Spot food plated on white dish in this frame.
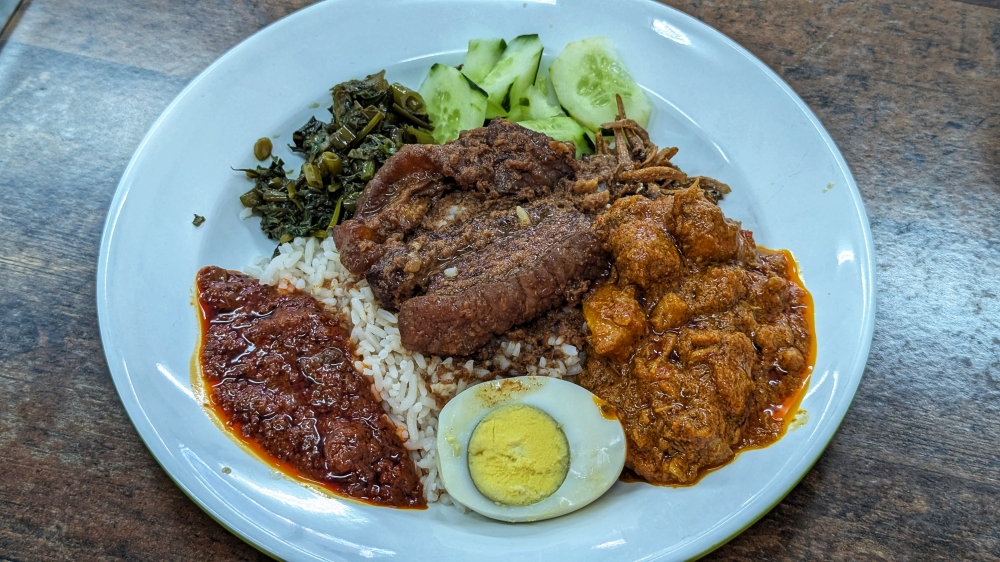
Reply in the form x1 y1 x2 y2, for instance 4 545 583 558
97 0 874 559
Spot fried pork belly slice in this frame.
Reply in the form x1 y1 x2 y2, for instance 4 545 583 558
398 208 607 356
333 119 576 277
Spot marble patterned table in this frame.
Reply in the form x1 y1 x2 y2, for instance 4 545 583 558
1 0 998 559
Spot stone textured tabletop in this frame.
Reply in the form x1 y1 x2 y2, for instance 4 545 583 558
1 0 998 560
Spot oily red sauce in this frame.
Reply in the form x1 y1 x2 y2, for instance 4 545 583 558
619 247 815 486
758 247 816 426
580 189 817 486
195 266 425 508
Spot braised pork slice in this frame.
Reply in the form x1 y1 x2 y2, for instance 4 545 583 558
334 118 578 276
397 204 607 356
333 119 606 355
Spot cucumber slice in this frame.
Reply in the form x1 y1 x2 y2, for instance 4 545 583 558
462 38 506 84
519 80 565 120
478 34 544 115
549 36 651 131
518 116 593 158
504 104 526 122
535 71 563 109
486 99 507 120
419 63 488 144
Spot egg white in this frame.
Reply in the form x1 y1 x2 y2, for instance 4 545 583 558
436 376 627 522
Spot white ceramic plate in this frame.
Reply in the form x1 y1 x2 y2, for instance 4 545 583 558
97 0 875 559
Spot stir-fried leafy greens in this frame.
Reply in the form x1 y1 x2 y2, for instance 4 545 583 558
239 71 433 243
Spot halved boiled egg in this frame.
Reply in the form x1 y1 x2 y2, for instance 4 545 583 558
437 376 626 522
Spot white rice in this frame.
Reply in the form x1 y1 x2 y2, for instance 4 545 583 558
243 236 581 503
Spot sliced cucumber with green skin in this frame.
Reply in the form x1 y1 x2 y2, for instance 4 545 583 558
419 63 488 144
549 36 651 131
518 116 593 158
520 81 565 120
535 71 563 109
486 99 508 120
462 38 506 84
504 104 526 122
478 34 544 116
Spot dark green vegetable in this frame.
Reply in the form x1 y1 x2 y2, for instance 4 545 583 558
329 197 343 228
192 214 206 227
302 162 323 189
238 71 434 242
320 152 343 177
253 137 272 160
391 83 426 115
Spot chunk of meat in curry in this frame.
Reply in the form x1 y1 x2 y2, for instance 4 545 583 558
580 187 813 485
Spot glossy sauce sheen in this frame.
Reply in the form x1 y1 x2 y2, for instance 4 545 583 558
621 247 814 486
757 247 815 427
195 266 425 508
581 190 817 486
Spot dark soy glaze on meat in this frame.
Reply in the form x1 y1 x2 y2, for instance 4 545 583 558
333 119 609 357
396 202 608 356
333 116 728 358
580 188 815 486
195 266 425 508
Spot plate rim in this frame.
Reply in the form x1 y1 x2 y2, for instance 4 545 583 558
96 0 876 559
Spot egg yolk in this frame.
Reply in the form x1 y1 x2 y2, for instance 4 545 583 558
467 404 570 506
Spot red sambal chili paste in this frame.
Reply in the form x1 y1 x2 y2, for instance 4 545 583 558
195 266 425 508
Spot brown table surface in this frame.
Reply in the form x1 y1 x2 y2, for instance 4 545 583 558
2 0 999 559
